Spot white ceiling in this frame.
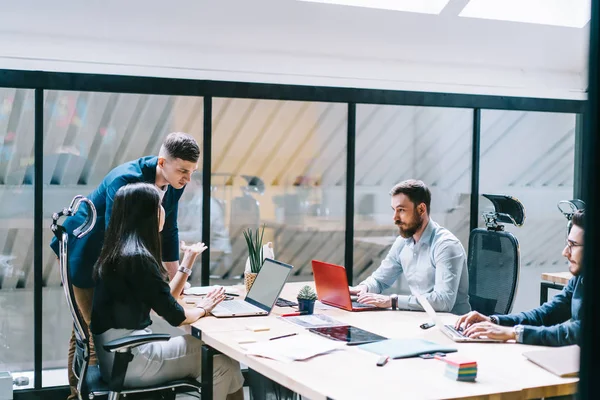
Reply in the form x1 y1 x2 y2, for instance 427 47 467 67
0 0 590 98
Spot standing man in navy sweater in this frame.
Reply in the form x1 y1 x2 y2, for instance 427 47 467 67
50 132 200 400
455 210 585 347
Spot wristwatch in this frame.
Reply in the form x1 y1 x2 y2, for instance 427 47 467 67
490 315 499 324
514 325 525 343
390 294 398 310
178 265 192 276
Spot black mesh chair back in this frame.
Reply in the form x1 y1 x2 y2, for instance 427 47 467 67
468 229 520 315
468 194 524 315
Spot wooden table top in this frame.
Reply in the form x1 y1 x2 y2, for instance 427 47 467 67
188 282 577 400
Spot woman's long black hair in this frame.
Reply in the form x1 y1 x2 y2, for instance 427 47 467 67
94 182 165 281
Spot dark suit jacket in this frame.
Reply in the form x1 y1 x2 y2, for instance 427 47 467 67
495 275 582 347
50 156 184 288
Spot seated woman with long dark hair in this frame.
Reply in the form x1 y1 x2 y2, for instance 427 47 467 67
90 182 244 399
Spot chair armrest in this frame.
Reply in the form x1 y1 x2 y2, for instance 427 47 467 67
103 333 170 353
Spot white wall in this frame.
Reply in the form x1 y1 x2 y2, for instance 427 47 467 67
0 0 589 100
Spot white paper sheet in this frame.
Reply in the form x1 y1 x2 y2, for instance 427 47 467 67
242 334 344 362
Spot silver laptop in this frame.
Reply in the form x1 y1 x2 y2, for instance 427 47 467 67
210 258 293 318
417 294 501 343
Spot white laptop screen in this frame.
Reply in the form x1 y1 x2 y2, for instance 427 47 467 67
416 294 444 328
246 258 293 310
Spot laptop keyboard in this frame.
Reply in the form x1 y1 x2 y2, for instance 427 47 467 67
444 324 468 338
352 301 374 309
214 301 263 313
275 298 298 307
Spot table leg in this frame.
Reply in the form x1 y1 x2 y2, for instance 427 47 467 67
201 344 216 399
540 282 565 305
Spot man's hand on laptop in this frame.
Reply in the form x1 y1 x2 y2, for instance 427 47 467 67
357 293 391 308
349 285 368 296
455 311 491 330
463 321 515 341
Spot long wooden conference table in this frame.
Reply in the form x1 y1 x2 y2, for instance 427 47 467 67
188 282 577 400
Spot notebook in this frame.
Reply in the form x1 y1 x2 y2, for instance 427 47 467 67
523 345 579 377
358 338 457 359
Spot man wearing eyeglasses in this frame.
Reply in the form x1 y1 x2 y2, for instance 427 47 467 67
454 210 584 347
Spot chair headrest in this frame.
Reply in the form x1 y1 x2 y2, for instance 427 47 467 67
51 195 97 239
557 199 585 220
482 194 526 229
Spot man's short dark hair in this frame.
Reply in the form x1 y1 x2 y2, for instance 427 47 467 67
160 132 200 163
572 209 585 229
389 179 431 214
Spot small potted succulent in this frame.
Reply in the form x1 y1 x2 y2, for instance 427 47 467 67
297 285 317 314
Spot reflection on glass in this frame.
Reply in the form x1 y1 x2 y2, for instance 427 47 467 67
353 105 473 289
0 88 35 383
41 92 204 386
479 110 576 312
210 98 348 283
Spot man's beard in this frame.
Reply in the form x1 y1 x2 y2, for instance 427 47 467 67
396 213 423 238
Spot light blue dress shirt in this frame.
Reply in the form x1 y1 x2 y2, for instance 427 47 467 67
359 219 471 315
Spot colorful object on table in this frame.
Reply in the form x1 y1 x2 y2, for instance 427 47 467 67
281 312 309 317
435 355 478 382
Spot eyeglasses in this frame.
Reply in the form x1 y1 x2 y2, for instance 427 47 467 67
565 240 584 251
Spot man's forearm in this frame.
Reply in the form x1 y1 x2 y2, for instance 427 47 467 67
163 261 179 281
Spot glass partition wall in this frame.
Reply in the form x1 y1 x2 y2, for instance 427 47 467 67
0 73 582 393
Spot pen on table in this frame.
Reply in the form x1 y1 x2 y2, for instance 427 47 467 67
376 355 389 367
269 333 299 341
280 312 308 317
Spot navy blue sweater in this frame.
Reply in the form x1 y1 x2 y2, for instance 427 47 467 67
495 276 582 347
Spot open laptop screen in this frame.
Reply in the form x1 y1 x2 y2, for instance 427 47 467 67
416 294 444 327
246 258 293 311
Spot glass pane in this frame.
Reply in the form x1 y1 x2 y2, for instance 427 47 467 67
0 88 35 388
210 99 347 284
353 105 473 290
42 92 204 386
479 110 576 312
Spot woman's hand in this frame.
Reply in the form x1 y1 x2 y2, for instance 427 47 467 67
181 241 208 257
197 286 226 315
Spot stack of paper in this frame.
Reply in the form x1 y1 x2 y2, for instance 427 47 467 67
242 334 344 363
437 355 477 382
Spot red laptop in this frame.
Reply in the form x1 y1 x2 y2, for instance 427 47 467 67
312 260 379 312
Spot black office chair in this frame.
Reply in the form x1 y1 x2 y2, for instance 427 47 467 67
467 194 524 316
557 199 585 234
51 196 203 400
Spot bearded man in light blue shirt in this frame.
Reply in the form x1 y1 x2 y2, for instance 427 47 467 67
352 179 471 315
